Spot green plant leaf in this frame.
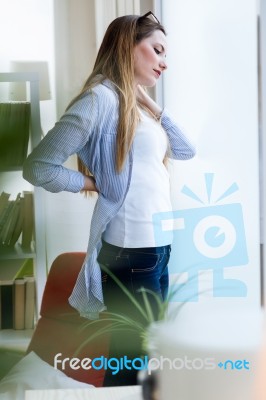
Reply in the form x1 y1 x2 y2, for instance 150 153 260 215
79 312 144 333
140 288 155 324
100 264 150 322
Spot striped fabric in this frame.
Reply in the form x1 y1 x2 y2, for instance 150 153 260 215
23 79 196 319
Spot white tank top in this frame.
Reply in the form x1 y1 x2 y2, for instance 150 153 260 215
103 108 173 247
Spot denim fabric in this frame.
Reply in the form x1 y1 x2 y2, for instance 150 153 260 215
98 241 171 304
97 241 171 386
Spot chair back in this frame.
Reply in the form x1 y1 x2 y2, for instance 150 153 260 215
27 252 109 387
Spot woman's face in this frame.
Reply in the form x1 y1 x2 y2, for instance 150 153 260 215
133 29 168 87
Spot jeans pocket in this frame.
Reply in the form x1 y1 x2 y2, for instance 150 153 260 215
130 253 160 273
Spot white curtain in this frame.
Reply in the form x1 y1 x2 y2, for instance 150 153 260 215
94 0 140 48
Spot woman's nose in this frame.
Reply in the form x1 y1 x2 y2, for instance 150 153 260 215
160 60 168 71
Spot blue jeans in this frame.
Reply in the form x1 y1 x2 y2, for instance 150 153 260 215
98 240 171 307
97 241 171 386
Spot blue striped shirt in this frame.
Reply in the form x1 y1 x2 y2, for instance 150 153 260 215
23 79 196 319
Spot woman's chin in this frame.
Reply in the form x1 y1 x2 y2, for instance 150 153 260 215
135 77 157 87
143 79 157 88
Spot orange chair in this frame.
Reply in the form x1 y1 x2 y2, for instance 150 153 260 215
27 252 109 387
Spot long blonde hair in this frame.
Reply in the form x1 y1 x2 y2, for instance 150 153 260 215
68 14 165 176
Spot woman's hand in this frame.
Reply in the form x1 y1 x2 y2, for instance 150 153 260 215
136 85 162 119
83 176 99 193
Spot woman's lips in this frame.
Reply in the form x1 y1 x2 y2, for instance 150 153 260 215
153 69 161 78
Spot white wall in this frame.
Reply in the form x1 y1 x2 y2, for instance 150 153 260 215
161 0 260 308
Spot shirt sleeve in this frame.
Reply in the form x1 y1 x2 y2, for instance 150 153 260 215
23 91 98 193
161 108 196 160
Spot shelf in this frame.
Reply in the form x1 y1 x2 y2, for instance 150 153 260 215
0 329 34 352
0 243 36 260
0 72 47 350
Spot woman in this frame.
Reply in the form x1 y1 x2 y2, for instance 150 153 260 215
23 12 195 385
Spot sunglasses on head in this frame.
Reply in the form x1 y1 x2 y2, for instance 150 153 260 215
138 11 160 25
